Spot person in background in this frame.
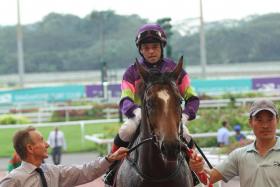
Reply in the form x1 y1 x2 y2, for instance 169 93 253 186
217 121 230 147
7 152 21 173
104 23 200 185
0 126 128 187
47 127 66 165
234 124 246 142
189 99 280 187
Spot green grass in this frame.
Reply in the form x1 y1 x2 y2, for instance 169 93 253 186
0 122 121 157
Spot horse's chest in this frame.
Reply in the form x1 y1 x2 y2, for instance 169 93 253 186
116 160 193 187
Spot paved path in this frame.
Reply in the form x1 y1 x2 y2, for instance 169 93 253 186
0 151 240 187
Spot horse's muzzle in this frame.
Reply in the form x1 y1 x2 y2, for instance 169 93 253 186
160 141 181 161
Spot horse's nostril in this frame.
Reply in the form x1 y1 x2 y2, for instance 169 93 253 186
176 143 180 152
161 142 180 159
160 144 166 154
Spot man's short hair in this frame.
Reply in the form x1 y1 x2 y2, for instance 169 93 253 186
13 126 36 160
222 121 228 127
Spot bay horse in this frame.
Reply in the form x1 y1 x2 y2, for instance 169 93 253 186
115 57 193 187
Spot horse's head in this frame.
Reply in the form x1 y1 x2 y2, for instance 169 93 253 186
136 57 184 161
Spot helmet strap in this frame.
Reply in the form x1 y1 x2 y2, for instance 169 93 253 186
160 43 164 59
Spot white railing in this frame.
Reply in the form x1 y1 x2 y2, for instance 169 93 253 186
0 119 119 129
200 96 280 108
1 105 120 123
1 96 280 123
84 129 280 153
0 119 120 147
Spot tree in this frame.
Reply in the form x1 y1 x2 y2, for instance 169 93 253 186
157 17 173 58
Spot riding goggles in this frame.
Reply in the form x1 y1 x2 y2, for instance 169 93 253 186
136 30 166 46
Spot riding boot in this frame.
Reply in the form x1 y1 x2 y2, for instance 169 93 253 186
104 134 129 186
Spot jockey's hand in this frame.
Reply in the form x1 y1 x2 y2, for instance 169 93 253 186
106 147 129 163
133 108 141 122
181 113 189 126
189 150 205 174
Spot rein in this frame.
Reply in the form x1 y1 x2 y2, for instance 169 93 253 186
126 134 188 182
128 137 153 154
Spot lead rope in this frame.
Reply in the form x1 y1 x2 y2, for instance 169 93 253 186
179 120 211 186
181 140 213 187
179 121 213 186
186 149 213 187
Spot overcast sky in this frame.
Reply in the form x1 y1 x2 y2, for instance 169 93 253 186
0 0 280 26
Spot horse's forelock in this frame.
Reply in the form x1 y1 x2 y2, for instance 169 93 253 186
137 72 178 100
147 72 175 86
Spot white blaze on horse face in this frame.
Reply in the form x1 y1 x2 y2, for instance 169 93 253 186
157 90 170 114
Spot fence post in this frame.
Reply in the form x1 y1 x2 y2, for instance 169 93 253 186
65 109 69 121
119 109 123 123
38 108 42 124
107 142 112 153
80 121 85 147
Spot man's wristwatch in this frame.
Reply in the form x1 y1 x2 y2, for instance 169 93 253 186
105 154 113 163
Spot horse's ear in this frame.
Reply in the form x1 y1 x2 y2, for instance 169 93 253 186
172 56 184 80
135 58 149 82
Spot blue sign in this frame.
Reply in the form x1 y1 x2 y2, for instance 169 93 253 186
0 85 85 103
192 78 252 94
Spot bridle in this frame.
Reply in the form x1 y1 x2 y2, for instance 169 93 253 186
126 80 186 182
143 81 184 148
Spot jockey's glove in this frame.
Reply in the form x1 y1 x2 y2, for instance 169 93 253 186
181 113 189 126
133 108 141 122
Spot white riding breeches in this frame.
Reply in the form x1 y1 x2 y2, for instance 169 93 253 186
119 117 140 142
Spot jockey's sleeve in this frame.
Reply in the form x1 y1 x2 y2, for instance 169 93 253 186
119 65 141 118
178 73 200 120
120 98 139 118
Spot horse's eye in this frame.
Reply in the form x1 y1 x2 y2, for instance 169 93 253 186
147 100 153 108
178 98 183 105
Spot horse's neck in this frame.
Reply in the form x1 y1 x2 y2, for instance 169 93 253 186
139 121 150 138
138 120 160 160
137 141 180 179
138 121 178 175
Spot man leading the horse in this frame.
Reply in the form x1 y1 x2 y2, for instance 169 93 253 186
104 23 200 185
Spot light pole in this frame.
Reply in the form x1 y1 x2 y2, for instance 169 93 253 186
16 0 25 88
199 0 207 79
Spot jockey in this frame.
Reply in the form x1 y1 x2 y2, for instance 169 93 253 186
104 23 200 185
